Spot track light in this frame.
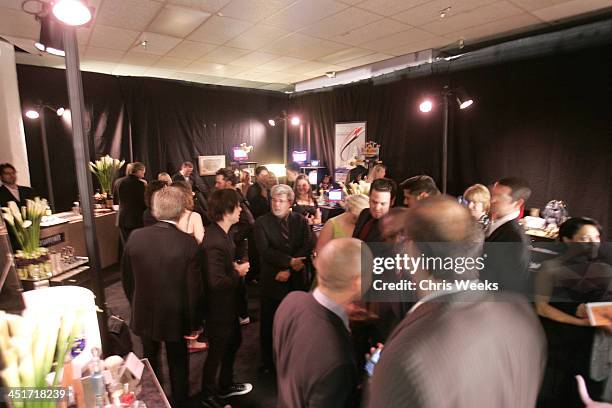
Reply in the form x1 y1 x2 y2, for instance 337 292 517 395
35 5 65 57
25 110 40 119
268 119 276 127
419 100 433 113
290 116 300 126
52 0 93 26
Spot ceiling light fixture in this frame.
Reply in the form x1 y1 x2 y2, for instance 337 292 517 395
25 110 40 119
325 71 336 78
440 6 451 19
35 4 66 57
52 0 93 26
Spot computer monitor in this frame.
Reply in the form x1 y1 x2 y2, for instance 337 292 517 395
292 150 307 163
232 148 248 161
308 170 318 186
328 189 343 202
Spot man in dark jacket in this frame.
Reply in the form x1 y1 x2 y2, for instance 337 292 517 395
254 184 314 372
353 178 397 244
0 163 36 251
483 177 531 294
274 238 367 407
201 189 252 408
121 186 203 406
117 162 146 243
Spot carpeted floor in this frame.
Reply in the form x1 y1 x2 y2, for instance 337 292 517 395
104 270 277 408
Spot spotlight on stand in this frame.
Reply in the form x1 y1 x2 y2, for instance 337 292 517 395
35 5 66 57
268 119 276 127
52 0 93 26
290 116 300 126
419 99 433 113
455 87 473 109
56 107 65 116
25 110 40 119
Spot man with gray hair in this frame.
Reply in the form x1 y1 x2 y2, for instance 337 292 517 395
254 184 314 373
121 186 203 406
367 196 546 408
274 238 370 407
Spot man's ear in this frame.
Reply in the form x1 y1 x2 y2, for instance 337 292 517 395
514 198 525 211
417 192 429 201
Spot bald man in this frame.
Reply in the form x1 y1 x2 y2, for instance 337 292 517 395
273 238 370 408
367 196 546 408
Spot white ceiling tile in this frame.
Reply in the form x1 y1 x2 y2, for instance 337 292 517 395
225 25 291 50
361 27 437 52
299 7 382 39
112 64 149 76
219 0 297 23
148 5 212 38
356 0 431 16
182 60 247 76
121 51 161 66
143 67 176 78
262 0 349 31
424 1 524 36
15 53 46 67
257 83 292 91
443 13 543 42
136 32 183 55
152 56 193 69
286 61 335 74
198 46 250 63
85 46 126 62
76 26 93 45
187 15 253 44
166 40 218 60
337 0 366 4
336 52 393 67
262 32 346 59
508 0 574 11
96 0 164 31
166 0 232 13
229 51 281 67
317 47 376 64
258 56 306 71
330 18 411 45
394 0 498 27
304 65 345 77
79 60 118 74
0 8 39 39
384 36 450 55
0 0 28 10
531 0 612 22
89 25 141 51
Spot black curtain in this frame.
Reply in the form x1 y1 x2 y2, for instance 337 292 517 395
289 43 612 234
17 65 287 211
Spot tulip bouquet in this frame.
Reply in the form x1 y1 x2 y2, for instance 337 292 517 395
1 198 52 279
88 155 125 196
0 309 85 408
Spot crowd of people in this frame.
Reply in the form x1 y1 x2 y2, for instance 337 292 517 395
74 159 612 407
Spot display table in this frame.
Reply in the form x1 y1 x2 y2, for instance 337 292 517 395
40 210 119 269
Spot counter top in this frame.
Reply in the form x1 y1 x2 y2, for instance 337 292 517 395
41 210 116 228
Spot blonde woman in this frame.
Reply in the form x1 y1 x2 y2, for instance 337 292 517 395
157 172 172 185
366 164 386 183
171 181 205 245
316 194 369 253
463 183 491 229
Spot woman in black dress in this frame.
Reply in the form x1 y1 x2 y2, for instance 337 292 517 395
292 174 321 225
535 217 612 407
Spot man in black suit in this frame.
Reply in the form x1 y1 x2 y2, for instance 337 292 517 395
121 186 203 406
215 168 255 324
274 238 368 407
246 166 270 219
1 163 36 251
367 196 546 408
201 189 252 408
254 184 314 371
353 178 397 243
399 174 440 208
117 162 147 244
0 163 35 209
173 161 209 222
482 177 531 294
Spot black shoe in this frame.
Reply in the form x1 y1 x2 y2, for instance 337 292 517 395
201 395 230 408
219 383 253 398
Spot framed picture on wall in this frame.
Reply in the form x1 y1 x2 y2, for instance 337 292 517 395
198 155 226 176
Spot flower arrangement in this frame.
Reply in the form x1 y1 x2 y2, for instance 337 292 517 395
0 308 85 408
239 143 254 153
89 155 125 196
2 198 52 279
340 180 371 197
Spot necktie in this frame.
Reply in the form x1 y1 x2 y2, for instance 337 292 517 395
280 218 290 242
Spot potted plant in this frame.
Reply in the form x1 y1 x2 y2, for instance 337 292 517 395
89 155 125 207
1 198 52 280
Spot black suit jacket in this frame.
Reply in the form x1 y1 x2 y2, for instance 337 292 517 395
229 190 254 260
483 219 531 294
254 211 314 300
352 208 384 243
121 222 203 342
274 292 357 408
117 175 146 229
202 222 240 327
0 185 35 208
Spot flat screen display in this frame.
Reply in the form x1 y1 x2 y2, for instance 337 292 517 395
292 150 307 163
233 148 248 161
328 189 342 201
